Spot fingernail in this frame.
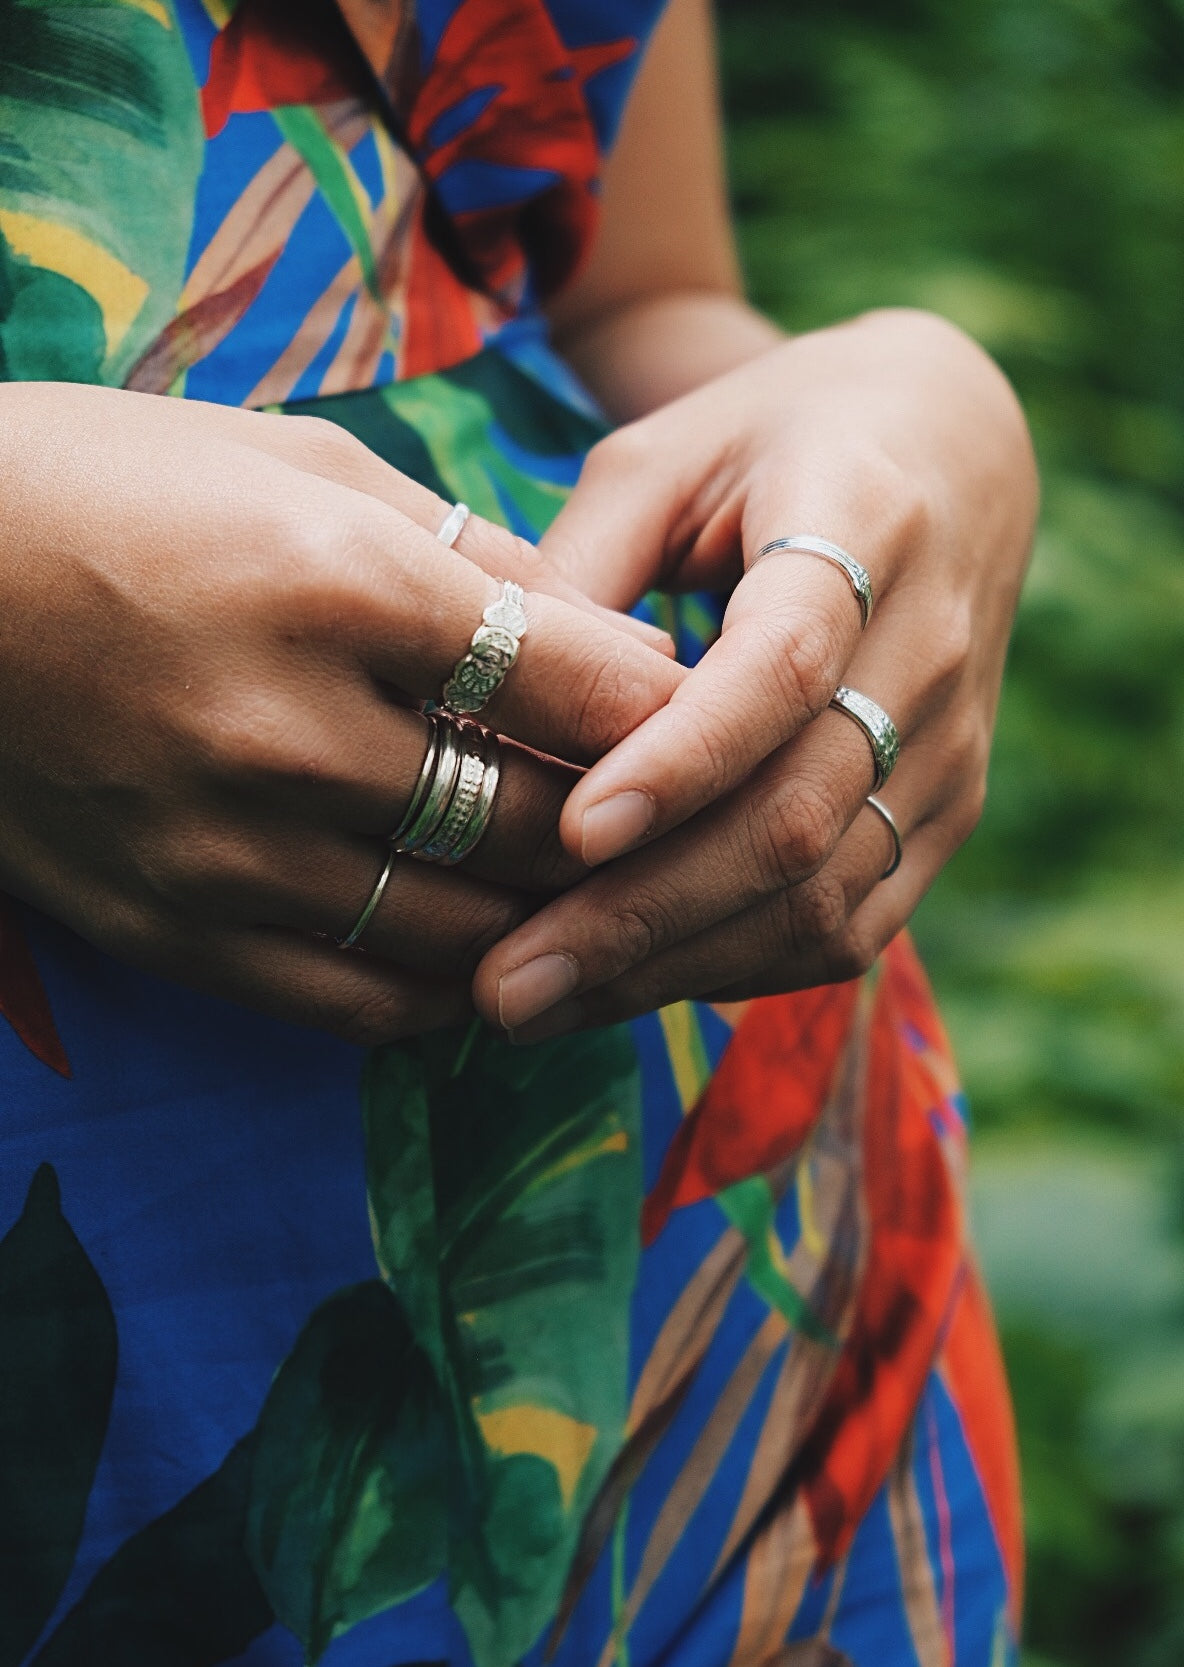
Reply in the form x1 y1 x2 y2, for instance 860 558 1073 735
497 952 580 1030
508 999 583 1046
581 790 656 866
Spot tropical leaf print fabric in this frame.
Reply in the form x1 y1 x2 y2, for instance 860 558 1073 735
0 5 1023 1666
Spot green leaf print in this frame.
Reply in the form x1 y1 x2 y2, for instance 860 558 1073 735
247 1024 644 1667
246 1281 449 1663
31 1438 273 1667
0 0 204 385
0 1165 116 1667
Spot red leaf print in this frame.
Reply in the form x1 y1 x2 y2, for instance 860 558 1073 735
202 0 361 138
641 980 861 1245
0 896 70 1077
795 936 964 1566
941 1264 1025 1627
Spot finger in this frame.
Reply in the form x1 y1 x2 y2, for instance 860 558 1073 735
206 698 585 894
195 401 674 653
286 475 687 764
555 488 931 864
501 801 898 1041
216 827 537 979
133 919 474 1044
474 618 943 1028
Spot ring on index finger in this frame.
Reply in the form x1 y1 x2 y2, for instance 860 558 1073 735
751 535 874 629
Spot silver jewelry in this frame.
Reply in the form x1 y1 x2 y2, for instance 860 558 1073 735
442 725 502 866
751 535 874 629
417 735 486 863
441 580 528 715
388 714 442 846
435 501 471 549
392 713 463 854
865 794 903 880
829 685 900 790
337 852 397 950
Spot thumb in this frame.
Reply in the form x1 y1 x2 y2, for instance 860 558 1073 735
539 427 686 611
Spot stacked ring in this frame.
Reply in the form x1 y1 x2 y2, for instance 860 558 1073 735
392 710 502 867
865 793 903 880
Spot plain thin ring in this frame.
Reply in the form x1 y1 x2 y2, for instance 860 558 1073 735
389 713 442 846
393 716 463 854
751 535 873 629
828 685 900 791
436 501 471 549
441 579 528 715
865 794 903 880
337 851 396 950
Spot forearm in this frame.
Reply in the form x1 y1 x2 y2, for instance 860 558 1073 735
553 289 784 423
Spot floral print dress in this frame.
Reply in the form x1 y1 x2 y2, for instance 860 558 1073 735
0 4 1022 1665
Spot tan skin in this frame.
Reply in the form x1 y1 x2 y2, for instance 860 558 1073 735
0 0 1036 1043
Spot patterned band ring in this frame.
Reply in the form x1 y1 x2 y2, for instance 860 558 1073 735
442 579 529 715
436 501 471 549
751 535 874 629
828 685 900 791
864 794 904 881
413 719 501 866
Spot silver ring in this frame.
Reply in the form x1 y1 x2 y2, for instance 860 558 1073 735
441 579 528 715
414 719 501 865
392 713 463 854
442 725 501 866
751 535 873 629
337 852 397 950
388 714 442 846
436 502 470 549
828 685 900 790
865 794 903 880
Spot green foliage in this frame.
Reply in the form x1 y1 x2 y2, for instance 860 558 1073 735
720 2 1184 1659
247 1023 644 1667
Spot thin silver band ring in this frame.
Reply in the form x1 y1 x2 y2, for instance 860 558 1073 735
337 852 397 950
865 794 903 880
751 535 874 629
436 502 471 549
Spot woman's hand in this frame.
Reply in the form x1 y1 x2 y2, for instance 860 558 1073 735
473 309 1039 1037
0 383 681 1042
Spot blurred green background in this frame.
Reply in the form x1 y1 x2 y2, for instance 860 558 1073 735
718 1 1184 1661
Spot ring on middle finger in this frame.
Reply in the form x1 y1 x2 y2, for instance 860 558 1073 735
828 684 900 790
441 579 528 715
391 710 502 867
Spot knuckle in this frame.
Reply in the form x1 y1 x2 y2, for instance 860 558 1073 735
926 601 973 688
791 869 851 950
758 778 841 884
288 413 366 469
585 422 653 479
753 614 838 724
608 898 663 967
334 987 409 1047
828 926 879 983
866 449 933 558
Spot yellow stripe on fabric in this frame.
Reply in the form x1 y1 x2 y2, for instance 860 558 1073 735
120 0 172 25
198 0 232 24
475 1406 597 1511
796 1155 826 1258
657 1002 711 1115
0 211 148 358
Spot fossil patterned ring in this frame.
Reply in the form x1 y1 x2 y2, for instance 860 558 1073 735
828 685 900 791
441 579 528 715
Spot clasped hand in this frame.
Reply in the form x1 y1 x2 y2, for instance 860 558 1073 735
0 309 1035 1044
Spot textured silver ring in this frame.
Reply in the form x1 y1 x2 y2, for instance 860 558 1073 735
442 579 528 715
751 535 873 629
436 501 471 549
441 725 502 866
865 794 903 880
337 852 397 950
829 685 900 790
